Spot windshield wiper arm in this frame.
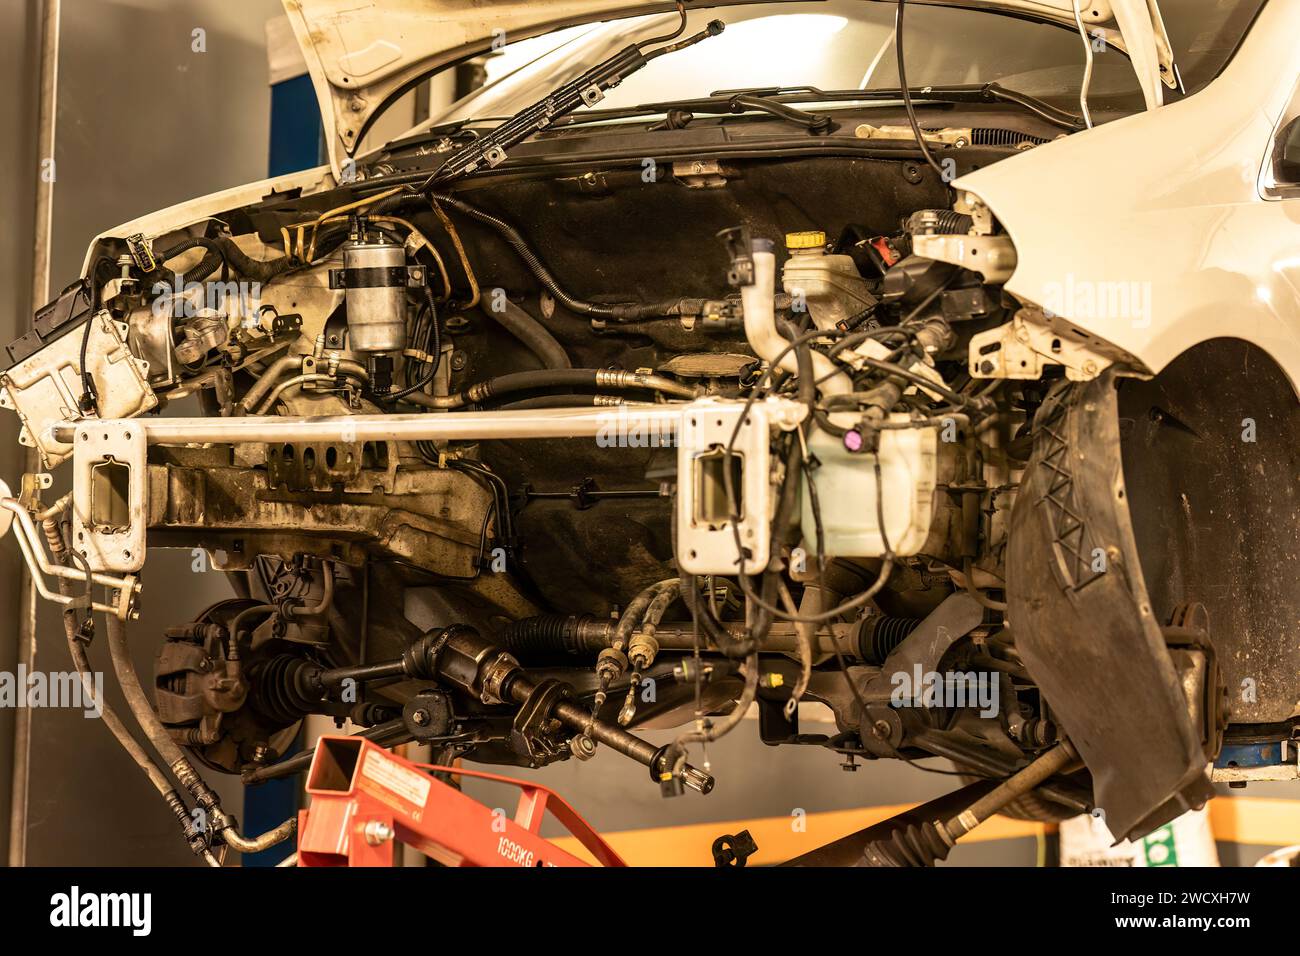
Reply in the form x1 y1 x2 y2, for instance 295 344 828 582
420 9 725 190
728 83 1085 132
559 83 1084 134
629 93 836 133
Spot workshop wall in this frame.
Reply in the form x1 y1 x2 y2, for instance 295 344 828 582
0 0 42 866
11 0 284 866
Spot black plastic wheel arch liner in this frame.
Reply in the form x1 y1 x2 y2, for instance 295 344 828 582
1006 370 1212 842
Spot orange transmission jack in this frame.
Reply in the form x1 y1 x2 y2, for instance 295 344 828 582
296 735 626 867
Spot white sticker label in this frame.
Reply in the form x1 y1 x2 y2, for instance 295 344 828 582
361 749 432 808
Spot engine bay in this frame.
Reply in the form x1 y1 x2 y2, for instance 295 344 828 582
0 7 1237 866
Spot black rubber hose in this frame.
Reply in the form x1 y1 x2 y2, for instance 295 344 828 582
104 613 209 796
487 300 571 369
497 395 606 410
433 194 683 322
386 288 441 401
475 368 693 404
215 237 299 283
156 236 227 286
896 0 949 182
613 580 679 652
157 235 301 287
771 434 804 552
727 93 834 132
404 366 692 408
477 368 598 399
52 577 202 855
784 320 816 407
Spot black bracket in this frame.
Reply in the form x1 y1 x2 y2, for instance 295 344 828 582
712 829 758 867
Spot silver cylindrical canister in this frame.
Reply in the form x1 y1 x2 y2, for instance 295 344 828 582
341 238 408 353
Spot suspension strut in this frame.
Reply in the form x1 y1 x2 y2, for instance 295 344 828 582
282 625 715 795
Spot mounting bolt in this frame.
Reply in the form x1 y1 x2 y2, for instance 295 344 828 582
872 720 892 740
410 708 430 727
363 820 395 845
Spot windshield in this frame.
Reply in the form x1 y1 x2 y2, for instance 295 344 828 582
422 0 1265 130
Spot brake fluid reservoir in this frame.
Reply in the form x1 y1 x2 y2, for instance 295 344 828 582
800 417 938 557
782 231 876 331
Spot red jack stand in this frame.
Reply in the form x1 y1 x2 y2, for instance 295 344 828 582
296 735 626 867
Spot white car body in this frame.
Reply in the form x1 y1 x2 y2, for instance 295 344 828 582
956 0 1300 394
86 0 1298 396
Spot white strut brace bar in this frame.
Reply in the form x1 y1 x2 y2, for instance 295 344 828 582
1 398 808 616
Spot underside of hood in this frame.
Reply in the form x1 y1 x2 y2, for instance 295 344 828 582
283 0 1176 179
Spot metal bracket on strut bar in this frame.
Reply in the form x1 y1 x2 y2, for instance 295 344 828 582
71 419 148 573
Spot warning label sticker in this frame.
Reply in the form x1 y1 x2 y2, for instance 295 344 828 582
360 749 432 810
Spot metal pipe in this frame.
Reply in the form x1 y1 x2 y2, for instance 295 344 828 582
289 561 335 618
500 614 854 657
11 0 61 869
253 372 366 415
48 403 707 446
221 815 297 855
234 354 298 414
0 499 136 617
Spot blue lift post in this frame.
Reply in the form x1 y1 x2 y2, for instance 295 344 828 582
242 66 326 868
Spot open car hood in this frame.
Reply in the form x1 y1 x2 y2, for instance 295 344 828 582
283 0 1176 178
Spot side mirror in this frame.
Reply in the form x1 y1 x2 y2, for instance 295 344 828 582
1275 116 1300 184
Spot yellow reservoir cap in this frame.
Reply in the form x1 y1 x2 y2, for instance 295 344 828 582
785 230 827 250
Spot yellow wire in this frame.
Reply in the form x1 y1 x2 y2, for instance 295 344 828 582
429 197 481 309
280 185 406 263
